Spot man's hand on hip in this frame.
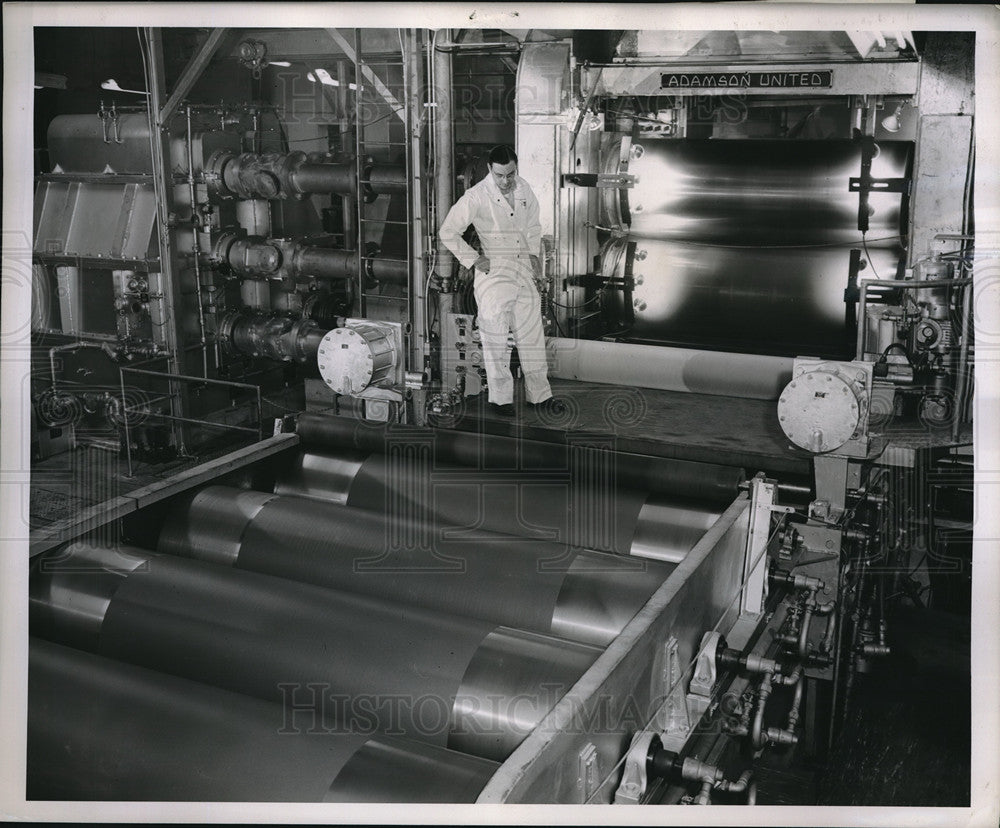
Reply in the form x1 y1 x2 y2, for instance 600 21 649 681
530 255 541 279
475 255 491 273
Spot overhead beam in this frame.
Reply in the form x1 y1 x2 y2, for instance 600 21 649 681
159 27 229 124
325 28 405 122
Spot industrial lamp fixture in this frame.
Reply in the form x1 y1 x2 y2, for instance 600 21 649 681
881 103 903 133
100 79 148 95
238 40 291 78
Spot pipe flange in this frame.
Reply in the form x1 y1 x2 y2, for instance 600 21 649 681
217 308 249 354
209 229 243 268
204 149 236 200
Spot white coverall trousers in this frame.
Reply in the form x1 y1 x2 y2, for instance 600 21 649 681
474 258 552 406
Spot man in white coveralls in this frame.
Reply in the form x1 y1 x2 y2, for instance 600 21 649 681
439 145 561 418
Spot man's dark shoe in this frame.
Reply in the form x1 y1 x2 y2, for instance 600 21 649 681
489 403 515 417
527 397 568 417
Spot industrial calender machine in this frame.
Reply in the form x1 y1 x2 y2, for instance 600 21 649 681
27 26 974 806
31 417 835 804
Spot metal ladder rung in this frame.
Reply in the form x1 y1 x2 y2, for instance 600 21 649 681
359 218 410 226
362 293 410 301
357 141 409 147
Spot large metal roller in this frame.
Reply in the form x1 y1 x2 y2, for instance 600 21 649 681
30 542 599 761
157 485 676 647
547 338 793 400
294 413 744 503
273 449 723 561
603 139 911 356
28 638 499 802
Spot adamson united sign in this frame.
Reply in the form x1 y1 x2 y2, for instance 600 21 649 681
661 71 834 89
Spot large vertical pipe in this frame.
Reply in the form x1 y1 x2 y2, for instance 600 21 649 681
432 29 455 284
336 59 356 252
407 28 428 385
952 277 973 441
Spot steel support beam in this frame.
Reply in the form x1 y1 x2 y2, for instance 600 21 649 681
326 28 405 121
159 28 229 124
585 60 920 98
144 28 193 451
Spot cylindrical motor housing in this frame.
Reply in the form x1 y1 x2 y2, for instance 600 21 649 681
913 258 955 320
316 323 398 395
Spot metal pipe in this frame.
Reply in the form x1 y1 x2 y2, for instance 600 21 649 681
130 410 259 434
212 233 409 285
120 365 263 391
952 278 973 441
797 590 816 660
432 31 521 52
186 105 209 378
206 149 408 202
217 309 328 363
432 28 455 283
406 28 428 374
118 368 133 477
336 59 355 251
750 671 772 750
362 163 408 198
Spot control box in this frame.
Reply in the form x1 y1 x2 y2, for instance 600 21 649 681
440 312 514 398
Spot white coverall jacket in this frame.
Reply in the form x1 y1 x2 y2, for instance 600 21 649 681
439 173 553 405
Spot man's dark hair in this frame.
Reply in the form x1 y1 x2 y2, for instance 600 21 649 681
488 145 518 166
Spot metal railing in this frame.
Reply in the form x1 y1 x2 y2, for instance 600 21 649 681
118 366 264 477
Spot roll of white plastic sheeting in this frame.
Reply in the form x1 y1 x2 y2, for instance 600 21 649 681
546 338 794 400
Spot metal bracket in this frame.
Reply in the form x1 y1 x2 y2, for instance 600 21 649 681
575 742 600 804
848 177 909 194
614 731 656 805
561 172 636 189
684 630 721 737
743 476 776 616
654 636 692 751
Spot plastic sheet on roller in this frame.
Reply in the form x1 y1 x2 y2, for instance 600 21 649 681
27 639 499 802
159 485 677 647
603 139 912 357
546 337 793 400
293 413 745 504
31 543 599 762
